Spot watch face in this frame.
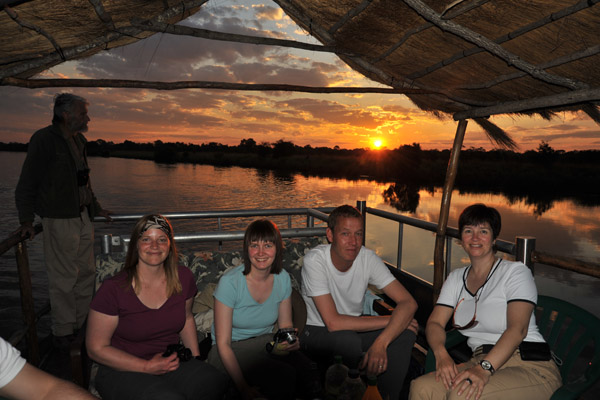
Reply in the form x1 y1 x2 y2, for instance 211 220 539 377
481 360 492 370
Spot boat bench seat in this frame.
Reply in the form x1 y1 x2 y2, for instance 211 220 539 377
72 236 326 393
94 236 326 340
72 235 394 395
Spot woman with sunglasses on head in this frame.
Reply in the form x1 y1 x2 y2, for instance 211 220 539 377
410 204 561 400
86 214 227 400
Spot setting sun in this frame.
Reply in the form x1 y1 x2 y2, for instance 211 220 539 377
373 139 384 149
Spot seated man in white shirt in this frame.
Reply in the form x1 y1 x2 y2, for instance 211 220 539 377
300 205 418 400
0 337 96 400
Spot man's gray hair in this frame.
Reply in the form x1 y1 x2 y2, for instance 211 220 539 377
52 93 88 123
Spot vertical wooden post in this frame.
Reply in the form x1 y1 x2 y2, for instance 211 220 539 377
15 241 40 365
433 119 468 302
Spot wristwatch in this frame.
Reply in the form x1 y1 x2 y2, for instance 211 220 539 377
480 359 495 375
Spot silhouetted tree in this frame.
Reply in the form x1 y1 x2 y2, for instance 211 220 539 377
239 138 257 151
273 139 296 158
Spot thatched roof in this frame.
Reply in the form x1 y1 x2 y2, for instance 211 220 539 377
1 0 599 145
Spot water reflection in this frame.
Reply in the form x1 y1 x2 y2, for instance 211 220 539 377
0 152 599 337
382 183 420 213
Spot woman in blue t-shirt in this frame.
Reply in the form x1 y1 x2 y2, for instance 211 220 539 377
208 219 313 400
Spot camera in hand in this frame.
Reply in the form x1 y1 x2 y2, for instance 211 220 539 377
273 328 298 345
162 343 192 362
266 327 298 353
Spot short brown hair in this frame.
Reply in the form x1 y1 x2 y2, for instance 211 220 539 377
328 205 362 233
242 219 284 275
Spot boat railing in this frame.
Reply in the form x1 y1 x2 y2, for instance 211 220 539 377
1 202 599 365
97 208 331 253
360 202 600 279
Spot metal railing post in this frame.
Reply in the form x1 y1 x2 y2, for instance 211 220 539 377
307 214 314 228
516 236 536 273
357 200 366 246
101 234 112 254
217 217 223 250
15 241 39 365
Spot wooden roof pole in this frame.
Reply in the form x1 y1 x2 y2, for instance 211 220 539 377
402 0 585 90
132 20 347 55
0 77 439 94
408 0 599 81
453 87 600 120
433 119 468 302
0 0 209 80
373 0 492 63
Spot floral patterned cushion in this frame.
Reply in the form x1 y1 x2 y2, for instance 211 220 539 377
95 236 326 301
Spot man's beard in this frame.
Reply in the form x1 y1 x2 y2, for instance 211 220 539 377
70 120 88 133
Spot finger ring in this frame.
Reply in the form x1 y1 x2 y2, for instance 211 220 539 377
466 378 472 384
378 365 383 368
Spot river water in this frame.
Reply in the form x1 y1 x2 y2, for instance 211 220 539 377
1 151 599 340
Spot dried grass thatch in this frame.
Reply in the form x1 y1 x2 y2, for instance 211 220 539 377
1 0 600 143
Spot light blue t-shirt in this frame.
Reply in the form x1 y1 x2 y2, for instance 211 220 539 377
211 265 292 343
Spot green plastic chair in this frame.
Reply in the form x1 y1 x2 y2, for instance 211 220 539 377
424 295 600 400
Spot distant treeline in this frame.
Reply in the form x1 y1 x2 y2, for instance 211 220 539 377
2 138 599 210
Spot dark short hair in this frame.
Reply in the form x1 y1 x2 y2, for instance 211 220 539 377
458 204 501 239
52 93 88 124
328 205 362 233
242 219 283 275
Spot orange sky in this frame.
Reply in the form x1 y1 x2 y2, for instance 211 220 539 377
1 1 598 151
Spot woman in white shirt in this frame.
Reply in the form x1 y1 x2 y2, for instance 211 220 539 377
410 204 562 400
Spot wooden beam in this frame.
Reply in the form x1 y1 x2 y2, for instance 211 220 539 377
372 0 492 64
329 0 373 35
1 76 440 94
0 0 34 8
408 0 599 81
0 0 209 79
132 19 349 55
533 250 600 280
274 0 483 110
433 119 468 302
458 45 600 91
88 0 115 30
453 87 600 120
402 0 587 90
3 5 65 60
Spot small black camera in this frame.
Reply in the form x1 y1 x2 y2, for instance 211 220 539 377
163 343 192 362
266 328 298 353
273 328 297 345
76 168 90 186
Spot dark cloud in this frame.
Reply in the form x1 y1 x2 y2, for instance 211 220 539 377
382 104 413 113
274 98 381 128
525 129 600 141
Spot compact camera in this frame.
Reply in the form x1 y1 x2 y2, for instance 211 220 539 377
273 328 298 345
163 343 192 362
266 328 298 354
76 168 90 186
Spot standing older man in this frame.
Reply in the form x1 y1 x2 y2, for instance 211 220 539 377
301 205 418 400
15 93 111 348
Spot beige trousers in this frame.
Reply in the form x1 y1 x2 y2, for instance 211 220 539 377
42 209 95 336
409 350 562 400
